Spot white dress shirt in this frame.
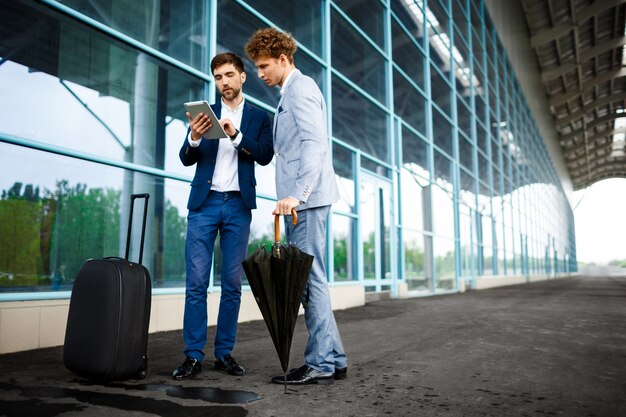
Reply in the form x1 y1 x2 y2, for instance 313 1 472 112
188 98 244 192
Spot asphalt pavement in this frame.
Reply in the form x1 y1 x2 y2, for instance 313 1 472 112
1 274 625 417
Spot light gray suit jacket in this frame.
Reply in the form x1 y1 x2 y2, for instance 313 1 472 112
273 69 339 210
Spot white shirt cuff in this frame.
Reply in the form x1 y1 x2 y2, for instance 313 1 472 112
231 131 243 147
188 133 201 147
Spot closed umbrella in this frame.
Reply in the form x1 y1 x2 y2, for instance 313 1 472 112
242 209 313 390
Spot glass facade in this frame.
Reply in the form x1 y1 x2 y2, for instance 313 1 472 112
0 0 577 300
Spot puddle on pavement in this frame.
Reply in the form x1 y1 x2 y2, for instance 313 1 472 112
83 381 260 404
0 381 251 417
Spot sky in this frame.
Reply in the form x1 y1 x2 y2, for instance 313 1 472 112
572 178 626 265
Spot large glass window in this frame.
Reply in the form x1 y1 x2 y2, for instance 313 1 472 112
0 143 190 292
402 127 429 177
400 170 426 232
0 1 205 176
57 0 209 71
332 214 357 282
333 143 356 214
217 1 280 106
431 183 454 239
390 0 425 44
333 0 385 47
391 20 425 91
432 108 454 157
404 230 429 291
331 10 386 104
434 236 455 290
394 71 428 135
0 0 580 301
332 76 389 162
242 0 323 56
430 65 452 116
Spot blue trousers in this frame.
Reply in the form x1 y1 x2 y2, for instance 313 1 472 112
284 206 347 373
183 191 251 361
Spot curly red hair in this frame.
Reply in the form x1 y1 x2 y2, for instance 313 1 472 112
244 28 297 64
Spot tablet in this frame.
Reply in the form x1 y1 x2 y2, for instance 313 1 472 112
183 100 228 139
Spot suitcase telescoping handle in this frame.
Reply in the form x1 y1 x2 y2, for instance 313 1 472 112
125 193 150 264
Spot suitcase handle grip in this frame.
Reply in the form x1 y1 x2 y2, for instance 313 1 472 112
125 193 150 264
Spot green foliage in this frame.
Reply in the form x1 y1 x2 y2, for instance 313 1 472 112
333 234 349 280
0 186 43 287
0 180 192 292
608 259 626 268
161 199 186 284
50 181 121 289
0 181 121 291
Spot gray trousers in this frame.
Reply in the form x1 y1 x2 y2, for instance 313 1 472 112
284 205 347 372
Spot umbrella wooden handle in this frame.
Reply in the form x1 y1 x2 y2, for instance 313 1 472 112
274 208 298 243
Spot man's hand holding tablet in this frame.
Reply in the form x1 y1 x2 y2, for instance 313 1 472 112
184 100 229 140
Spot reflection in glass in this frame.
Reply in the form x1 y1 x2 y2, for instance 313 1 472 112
217 1 280 107
402 127 429 177
430 65 452 115
241 0 323 56
477 150 490 183
242 198 277 285
400 170 425 232
332 214 357 282
434 150 454 189
331 10 386 103
404 230 429 291
459 204 475 279
432 108 453 157
459 168 476 206
334 0 385 47
0 143 190 292
57 0 209 71
0 2 205 177
333 144 356 213
332 76 388 162
457 96 472 139
391 20 425 90
361 181 376 280
459 133 474 172
434 236 455 290
390 0 425 42
359 178 392 284
431 184 454 239
394 70 427 135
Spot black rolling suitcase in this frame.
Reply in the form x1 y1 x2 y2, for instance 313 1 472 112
64 193 151 381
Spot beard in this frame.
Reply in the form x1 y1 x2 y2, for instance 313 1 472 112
221 86 241 101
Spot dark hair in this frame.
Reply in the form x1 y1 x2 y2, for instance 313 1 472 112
210 52 245 74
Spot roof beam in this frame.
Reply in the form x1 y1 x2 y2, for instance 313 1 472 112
530 22 575 48
530 0 624 48
572 161 626 187
540 36 626 82
559 112 626 142
555 92 626 127
563 127 626 154
548 67 626 107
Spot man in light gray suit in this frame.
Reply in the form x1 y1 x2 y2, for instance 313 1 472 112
245 28 347 385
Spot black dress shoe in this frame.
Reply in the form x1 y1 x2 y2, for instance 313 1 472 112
271 365 333 385
214 354 246 376
172 356 201 380
334 366 347 380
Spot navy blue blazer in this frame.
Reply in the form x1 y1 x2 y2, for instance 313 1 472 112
179 101 273 211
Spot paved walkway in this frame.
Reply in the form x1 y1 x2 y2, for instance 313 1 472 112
1 275 625 417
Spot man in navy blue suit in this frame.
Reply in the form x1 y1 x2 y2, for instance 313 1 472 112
173 52 273 380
